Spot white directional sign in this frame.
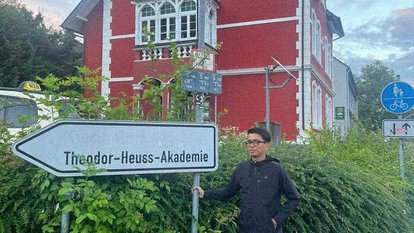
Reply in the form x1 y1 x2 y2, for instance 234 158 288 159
382 119 414 138
12 120 218 177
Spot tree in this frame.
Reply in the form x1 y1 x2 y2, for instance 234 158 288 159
0 3 83 87
355 60 397 131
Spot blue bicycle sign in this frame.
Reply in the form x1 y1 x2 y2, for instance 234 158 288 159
381 81 414 114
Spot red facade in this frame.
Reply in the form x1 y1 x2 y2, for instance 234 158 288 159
63 0 343 142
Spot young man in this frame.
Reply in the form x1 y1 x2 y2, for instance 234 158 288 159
193 127 300 233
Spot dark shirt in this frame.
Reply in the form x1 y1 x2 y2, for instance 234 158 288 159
204 156 300 233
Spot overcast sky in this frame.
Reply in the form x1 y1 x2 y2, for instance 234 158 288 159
20 0 414 83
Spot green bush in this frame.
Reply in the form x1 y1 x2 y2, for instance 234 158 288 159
2 126 414 232
2 65 414 232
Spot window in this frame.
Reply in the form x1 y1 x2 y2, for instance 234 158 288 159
325 41 332 77
316 21 321 62
160 3 176 41
136 0 203 45
325 95 332 127
0 96 38 128
311 10 322 63
205 8 217 46
311 11 316 56
140 78 163 120
167 78 193 120
179 0 197 40
141 5 156 43
312 82 322 129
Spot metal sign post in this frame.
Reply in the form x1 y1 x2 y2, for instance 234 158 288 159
192 93 204 233
381 80 414 180
183 70 222 232
181 66 222 231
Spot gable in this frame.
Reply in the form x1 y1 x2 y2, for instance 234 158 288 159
61 0 101 34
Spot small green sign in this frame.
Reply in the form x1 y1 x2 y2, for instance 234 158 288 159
335 107 345 120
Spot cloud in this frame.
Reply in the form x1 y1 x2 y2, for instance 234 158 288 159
333 7 413 80
20 0 80 30
387 8 414 49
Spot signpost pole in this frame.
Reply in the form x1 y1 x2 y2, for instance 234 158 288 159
61 210 69 233
398 115 405 179
192 93 204 233
192 0 206 231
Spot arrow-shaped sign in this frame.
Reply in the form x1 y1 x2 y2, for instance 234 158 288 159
12 120 218 177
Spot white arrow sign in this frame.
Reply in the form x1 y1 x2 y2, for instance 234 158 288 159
382 119 414 138
12 120 218 177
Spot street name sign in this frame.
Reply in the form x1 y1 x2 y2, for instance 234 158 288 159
382 119 414 138
181 70 222 94
12 120 218 177
380 81 414 114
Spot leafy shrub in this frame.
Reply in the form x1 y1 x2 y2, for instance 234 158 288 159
2 125 414 232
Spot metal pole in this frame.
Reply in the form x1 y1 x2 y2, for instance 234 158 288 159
192 93 204 233
61 209 69 233
192 0 206 230
396 75 405 180
265 67 270 131
398 114 405 180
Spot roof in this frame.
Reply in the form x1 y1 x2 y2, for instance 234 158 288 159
61 0 101 34
326 10 345 39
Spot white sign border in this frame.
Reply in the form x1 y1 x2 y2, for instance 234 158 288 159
12 120 219 177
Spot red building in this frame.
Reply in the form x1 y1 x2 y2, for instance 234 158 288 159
63 0 343 142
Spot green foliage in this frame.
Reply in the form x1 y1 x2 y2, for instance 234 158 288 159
1 27 413 232
2 123 414 232
356 60 397 131
308 127 403 183
0 3 82 87
0 128 46 232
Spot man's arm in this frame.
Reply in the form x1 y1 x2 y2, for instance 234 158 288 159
273 167 300 224
193 170 240 200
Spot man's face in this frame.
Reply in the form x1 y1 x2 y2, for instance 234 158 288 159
246 133 270 160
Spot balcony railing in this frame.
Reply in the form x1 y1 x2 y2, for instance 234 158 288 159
135 41 197 61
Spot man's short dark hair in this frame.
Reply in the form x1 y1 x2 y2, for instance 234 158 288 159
247 127 271 143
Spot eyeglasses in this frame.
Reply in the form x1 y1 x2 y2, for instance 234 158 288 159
244 140 266 146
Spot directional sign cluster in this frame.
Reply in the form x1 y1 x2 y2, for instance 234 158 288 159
380 81 414 114
181 70 222 94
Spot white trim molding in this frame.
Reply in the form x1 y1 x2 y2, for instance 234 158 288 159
217 16 299 29
109 77 134 82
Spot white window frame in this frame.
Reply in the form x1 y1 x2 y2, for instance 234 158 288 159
311 10 322 64
316 21 322 63
205 7 217 47
311 10 316 56
140 5 157 43
325 95 332 127
324 39 332 78
179 0 197 40
312 81 322 129
135 0 201 45
159 2 177 42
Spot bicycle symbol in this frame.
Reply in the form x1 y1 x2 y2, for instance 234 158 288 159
390 100 409 111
